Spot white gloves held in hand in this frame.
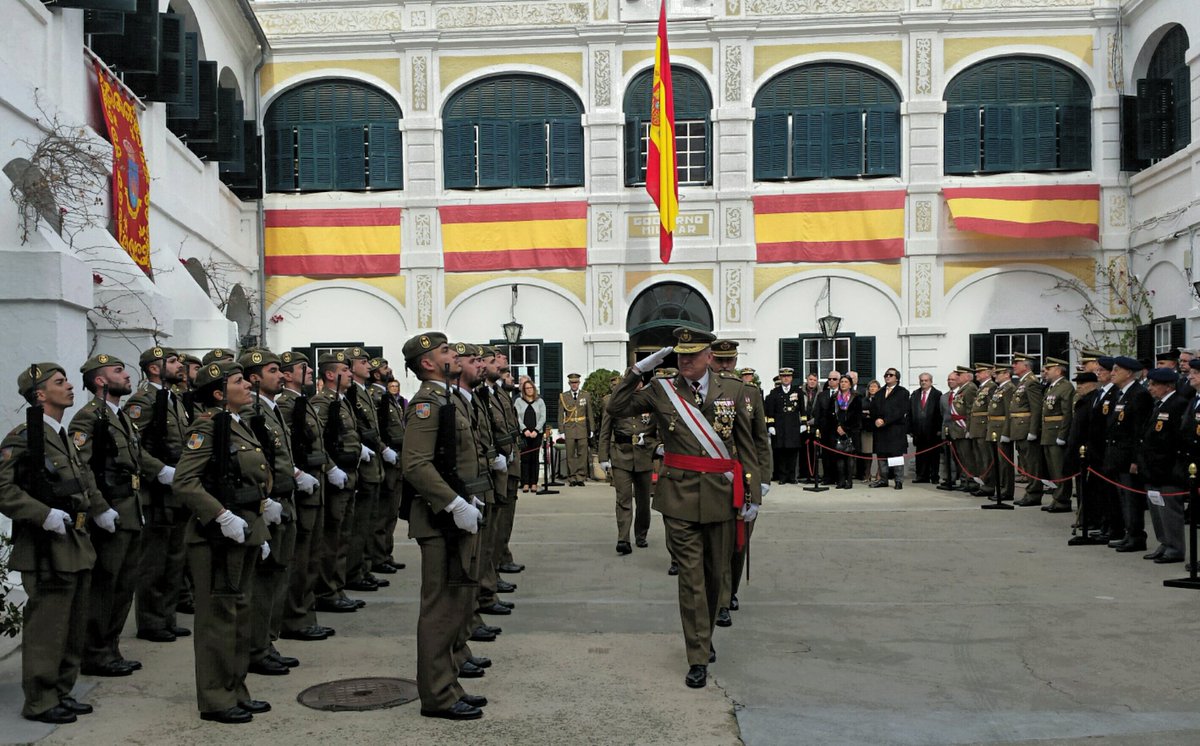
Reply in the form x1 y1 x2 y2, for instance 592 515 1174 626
446 496 481 534
94 508 119 533
600 461 611 473
655 444 665 457
262 498 283 525
761 483 770 498
216 509 248 543
327 465 348 489
1026 433 1037 442
360 445 374 463
261 542 271 560
381 447 398 465
768 426 776 437
740 503 759 522
157 465 176 486
1000 435 1012 444
1056 438 1067 447
43 508 70 535
295 471 320 494
634 346 673 374
491 455 507 472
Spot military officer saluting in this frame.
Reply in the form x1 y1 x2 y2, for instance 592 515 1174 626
1038 356 1075 513
1 364 107 724
559 373 594 486
1009 353 1046 506
599 374 659 555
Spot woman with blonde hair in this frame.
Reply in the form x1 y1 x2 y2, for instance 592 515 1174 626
513 379 547 492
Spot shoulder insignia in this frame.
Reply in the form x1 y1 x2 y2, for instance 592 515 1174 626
127 404 142 419
72 432 88 448
0 447 11 461
414 402 431 419
186 432 206 450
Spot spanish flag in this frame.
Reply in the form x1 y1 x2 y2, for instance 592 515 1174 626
645 0 677 264
943 184 1100 241
439 202 588 272
265 208 401 276
753 191 906 263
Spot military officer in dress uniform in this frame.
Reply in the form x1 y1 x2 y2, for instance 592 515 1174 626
311 352 361 613
1140 367 1189 563
126 346 192 643
764 368 805 483
1008 353 1046 506
968 364 996 496
2 364 106 724
1037 357 1075 513
559 373 594 486
599 374 659 555
400 332 488 720
946 366 977 491
276 351 336 641
173 360 271 724
467 345 510 622
342 347 392 594
607 327 760 690
987 365 1016 501
479 347 520 595
489 347 526 576
69 355 144 678
368 357 407 576
1105 357 1154 553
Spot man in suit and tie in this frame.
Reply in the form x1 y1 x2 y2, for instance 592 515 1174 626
908 373 942 484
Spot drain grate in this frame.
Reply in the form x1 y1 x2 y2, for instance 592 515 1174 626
297 677 419 712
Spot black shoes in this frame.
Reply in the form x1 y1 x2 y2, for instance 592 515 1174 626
616 541 633 555
715 608 732 627
200 706 253 724
496 599 515 610
372 562 399 574
496 579 517 593
136 628 176 643
281 626 328 641
27 704 77 724
869 480 888 488
668 562 679 576
315 597 358 613
636 537 649 548
1045 502 1072 513
270 651 299 668
421 701 483 720
459 660 486 678
460 693 488 708
82 660 134 677
729 594 739 611
685 664 708 688
1115 540 1148 553
1155 554 1185 564
936 482 956 491
1144 547 1166 560
497 562 525 573
238 699 271 714
893 481 903 490
1014 497 1042 507
469 626 497 642
176 600 195 615
345 578 379 592
478 602 512 616
468 655 492 669
60 697 93 715
249 657 290 676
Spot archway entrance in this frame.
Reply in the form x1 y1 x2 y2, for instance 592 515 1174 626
626 282 713 365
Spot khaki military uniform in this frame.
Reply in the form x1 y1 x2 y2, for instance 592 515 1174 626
1039 377 1075 506
173 409 270 714
491 383 523 567
479 384 516 595
401 380 488 712
0 419 105 718
1008 372 1046 499
276 387 329 634
725 372 771 608
311 390 361 602
598 393 659 544
559 388 594 482
948 380 978 482
370 384 406 568
987 380 1016 499
608 369 760 666
347 382 384 586
69 398 145 669
969 379 996 494
125 381 190 637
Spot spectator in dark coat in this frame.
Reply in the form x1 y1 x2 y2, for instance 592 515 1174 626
830 375 863 489
908 372 943 483
814 370 842 484
860 380 881 481
870 367 910 489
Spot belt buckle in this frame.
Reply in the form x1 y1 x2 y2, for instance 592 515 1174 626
131 474 141 490
75 512 86 531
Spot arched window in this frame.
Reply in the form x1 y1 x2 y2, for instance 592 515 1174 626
945 57 1092 174
443 75 584 189
753 63 901 181
264 80 403 193
1138 25 1191 161
623 66 712 186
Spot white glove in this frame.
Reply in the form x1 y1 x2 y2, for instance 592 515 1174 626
655 444 665 456
295 471 319 494
216 510 248 543
740 503 759 522
359 445 374 463
381 447 398 465
156 465 176 486
491 454 506 471
761 483 770 498
262 498 283 525
633 345 673 374
1026 433 1037 442
636 433 645 446
768 426 776 436
589 431 594 439
799 425 808 434
1000 435 1011 443
327 465 348 489
504 454 513 469
600 461 611 472
445 496 481 534
973 476 984 486
471 496 484 509
94 508 119 533
42 508 70 535
261 542 271 560
1055 438 1066 446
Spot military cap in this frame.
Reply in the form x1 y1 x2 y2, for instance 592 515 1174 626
278 350 308 370
194 359 243 389
1011 352 1038 364
368 357 383 371
1156 349 1181 362
1189 358 1200 372
1112 355 1142 372
1147 367 1179 384
778 367 795 376
318 350 349 366
1044 356 1069 368
1096 356 1115 371
238 349 280 371
402 332 448 362
973 362 993 372
672 327 715 355
80 353 125 377
451 342 474 357
772 376 781 384
18 362 66 398
1079 347 1105 360
739 367 755 376
478 345 496 358
992 364 1011 373
343 346 370 361
1072 371 1098 384
567 373 581 381
954 365 974 375
140 346 177 367
181 353 202 366
711 339 740 359
200 348 233 365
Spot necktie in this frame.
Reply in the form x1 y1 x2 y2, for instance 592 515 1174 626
691 380 703 407
921 390 928 408
572 391 578 401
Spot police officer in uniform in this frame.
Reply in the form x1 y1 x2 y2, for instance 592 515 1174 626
599 374 659 554
2 364 106 724
400 333 488 720
968 364 996 496
1038 357 1075 513
310 352 360 613
1009 353 1046 506
559 373 594 486
987 365 1015 501
344 347 393 593
70 355 144 678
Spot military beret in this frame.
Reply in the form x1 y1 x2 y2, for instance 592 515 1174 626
711 339 740 359
80 353 125 377
1044 356 1069 368
278 350 308 369
1097 356 1115 371
343 346 369 361
739 367 756 376
955 365 974 374
567 373 581 381
778 367 795 376
194 360 243 389
1072 371 1098 384
402 333 448 362
476 345 496 358
140 346 178 367
451 342 473 357
1112 355 1142 372
318 351 348 366
1156 349 1181 362
18 362 66 398
1189 358 1200 372
238 349 280 371
200 348 233 365
1147 367 1179 383
672 326 715 355
368 357 383 371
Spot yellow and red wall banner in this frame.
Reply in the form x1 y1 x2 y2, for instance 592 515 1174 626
95 61 152 277
265 208 401 276
943 184 1100 241
439 201 587 272
753 191 906 263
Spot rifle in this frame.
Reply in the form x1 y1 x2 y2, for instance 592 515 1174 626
201 375 255 521
324 374 358 470
377 387 394 451
290 390 322 471
87 385 117 499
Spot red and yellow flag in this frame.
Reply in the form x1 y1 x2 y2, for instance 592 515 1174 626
645 0 677 264
439 202 587 272
753 191 907 263
264 208 401 276
943 184 1100 241
95 60 152 277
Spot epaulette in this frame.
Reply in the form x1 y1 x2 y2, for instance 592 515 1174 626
718 370 741 380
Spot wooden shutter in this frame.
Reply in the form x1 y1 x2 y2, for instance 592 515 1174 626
297 125 334 191
478 120 513 188
1135 323 1154 363
1171 64 1191 150
334 124 366 190
46 0 135 7
864 107 900 176
827 108 864 177
981 105 1016 172
852 336 876 383
1015 103 1057 171
1044 331 1070 362
541 342 564 426
89 0 158 74
790 110 825 179
1170 318 1187 351
443 121 476 189
153 13 185 104
970 333 993 366
1055 103 1091 171
1137 78 1175 161
367 123 403 190
778 338 802 373
548 118 584 186
753 112 789 180
221 122 262 200
1119 96 1148 172
265 127 295 192
624 119 643 186
514 120 547 187
944 105 980 174
166 32 198 121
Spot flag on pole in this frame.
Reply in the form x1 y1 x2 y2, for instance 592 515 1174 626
646 0 677 264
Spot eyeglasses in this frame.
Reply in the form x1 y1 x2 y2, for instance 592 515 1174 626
885 372 897 377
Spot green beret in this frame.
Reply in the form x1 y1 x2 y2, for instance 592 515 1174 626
18 362 66 398
238 349 281 371
79 353 125 377
343 346 370 361
139 346 177 367
181 354 202 366
368 357 383 371
201 348 234 365
194 360 243 389
451 342 472 357
279 350 308 369
402 332 448 362
318 351 348 366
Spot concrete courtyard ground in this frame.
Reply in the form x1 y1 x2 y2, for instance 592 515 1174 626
3 478 1200 745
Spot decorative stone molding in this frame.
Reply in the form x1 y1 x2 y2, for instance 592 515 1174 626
724 46 742 103
915 0 932 6
594 0 608 21
914 200 932 233
411 10 427 28
943 0 1089 8
414 213 432 246
726 0 742 15
725 207 742 240
1106 33 1119 91
1108 194 1127 228
724 268 742 323
593 50 611 108
596 210 614 242
913 262 933 319
745 0 903 14
411 56 428 112
435 3 589 29
256 9 404 36
597 271 614 326
914 39 933 96
416 273 434 328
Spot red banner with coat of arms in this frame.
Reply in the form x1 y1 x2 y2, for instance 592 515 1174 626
95 61 152 277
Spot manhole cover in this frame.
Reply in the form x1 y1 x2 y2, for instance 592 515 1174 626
297 677 419 711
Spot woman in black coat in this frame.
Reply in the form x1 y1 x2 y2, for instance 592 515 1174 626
831 375 863 489
870 367 910 489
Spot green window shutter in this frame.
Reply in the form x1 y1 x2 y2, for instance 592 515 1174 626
218 98 245 173
944 105 979 174
981 105 1015 172
1171 64 1191 150
191 88 238 162
166 32 198 120
367 123 403 190
1137 78 1175 160
174 60 219 145
47 0 135 8
1015 103 1057 170
1058 103 1091 170
541 342 563 425
1135 324 1154 362
84 9 126 35
864 106 900 176
1119 95 1149 172
827 107 863 177
753 111 789 180
1170 318 1187 350
89 0 158 74
790 110 825 179
514 120 547 187
624 119 643 186
334 124 366 190
478 120 513 187
221 121 261 197
969 333 993 366
265 127 295 192
297 124 334 191
852 336 876 383
443 120 476 189
548 118 583 186
153 13 185 104
778 338 802 373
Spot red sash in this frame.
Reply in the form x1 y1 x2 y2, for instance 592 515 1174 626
662 451 746 551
